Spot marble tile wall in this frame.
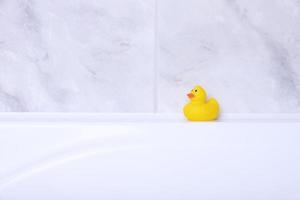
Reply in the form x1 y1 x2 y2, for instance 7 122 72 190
0 0 299 112
0 0 155 112
158 0 300 113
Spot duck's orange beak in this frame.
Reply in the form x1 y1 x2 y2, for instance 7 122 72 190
187 93 195 99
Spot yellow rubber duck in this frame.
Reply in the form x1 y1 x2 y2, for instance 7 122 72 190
183 85 220 121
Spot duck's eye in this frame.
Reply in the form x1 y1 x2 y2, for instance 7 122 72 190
195 90 197 92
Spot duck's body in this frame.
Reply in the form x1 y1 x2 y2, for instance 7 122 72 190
183 97 219 121
183 86 220 121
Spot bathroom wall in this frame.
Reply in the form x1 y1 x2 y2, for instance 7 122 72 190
0 0 299 113
0 0 155 112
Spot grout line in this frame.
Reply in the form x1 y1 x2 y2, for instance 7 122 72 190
153 0 158 113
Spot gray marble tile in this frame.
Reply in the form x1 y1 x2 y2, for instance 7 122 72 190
157 0 300 113
1 0 300 113
0 0 155 112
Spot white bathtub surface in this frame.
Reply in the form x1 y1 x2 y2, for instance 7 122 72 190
0 114 300 200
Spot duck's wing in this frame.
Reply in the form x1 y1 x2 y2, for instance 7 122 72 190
203 98 220 119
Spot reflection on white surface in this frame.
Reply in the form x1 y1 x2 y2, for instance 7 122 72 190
0 114 300 199
0 145 143 190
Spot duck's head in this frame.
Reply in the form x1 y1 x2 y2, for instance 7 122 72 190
187 85 206 102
